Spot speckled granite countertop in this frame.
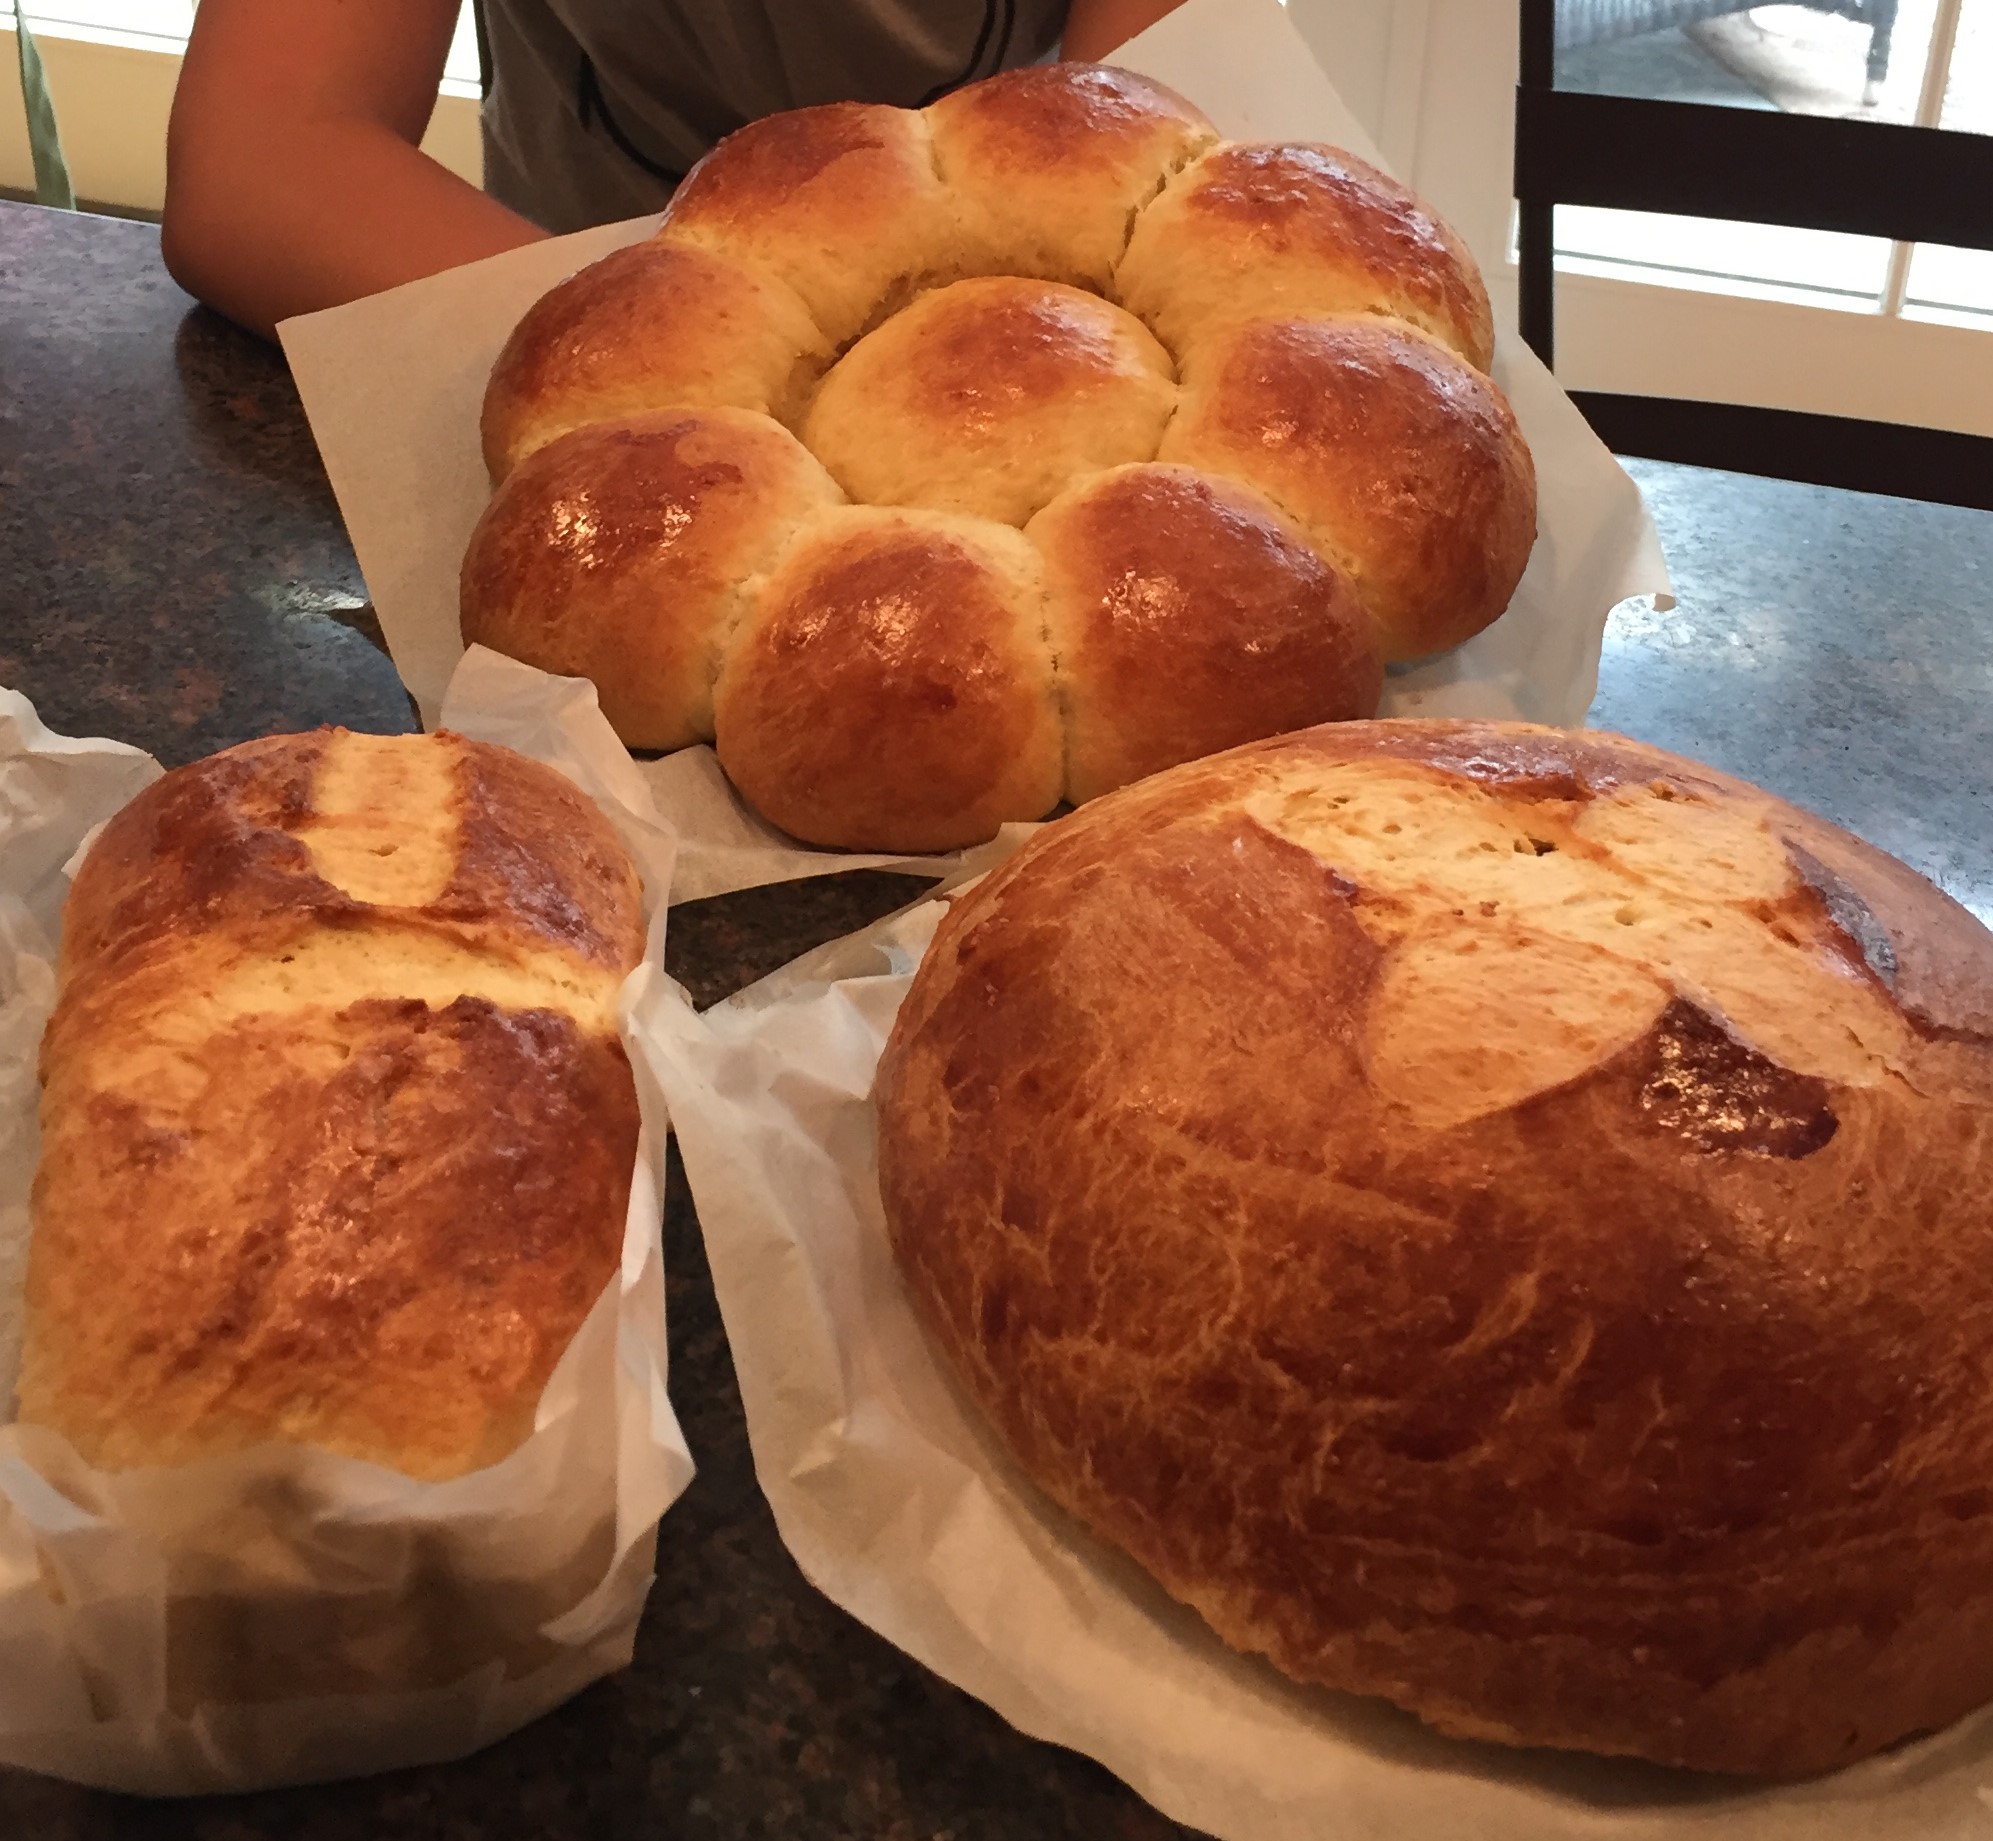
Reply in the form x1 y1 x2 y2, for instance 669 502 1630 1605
3 199 1991 1839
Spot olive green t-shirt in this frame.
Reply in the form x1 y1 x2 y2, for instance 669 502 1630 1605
480 0 1070 232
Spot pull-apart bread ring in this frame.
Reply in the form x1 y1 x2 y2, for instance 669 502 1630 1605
22 729 645 1481
877 719 1993 1778
468 63 1537 851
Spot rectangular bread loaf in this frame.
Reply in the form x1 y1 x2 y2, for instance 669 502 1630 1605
20 728 646 1480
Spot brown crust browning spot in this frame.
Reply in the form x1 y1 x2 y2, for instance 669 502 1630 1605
1628 998 1839 1157
1163 317 1537 661
712 509 1061 849
1029 463 1380 802
461 409 844 749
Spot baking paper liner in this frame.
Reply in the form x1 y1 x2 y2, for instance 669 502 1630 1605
641 875 1993 1841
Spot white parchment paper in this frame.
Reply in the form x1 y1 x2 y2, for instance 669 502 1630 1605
0 675 695 1795
641 880 1993 1841
278 0 1669 906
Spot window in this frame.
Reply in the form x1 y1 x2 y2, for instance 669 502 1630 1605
2 2 483 209
1553 2 1992 326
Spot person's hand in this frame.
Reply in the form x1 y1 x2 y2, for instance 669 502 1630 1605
163 0 548 338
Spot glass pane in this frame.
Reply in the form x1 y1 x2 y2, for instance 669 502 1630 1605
1554 206 1891 307
1902 243 1993 324
1553 0 1948 126
1939 0 1991 129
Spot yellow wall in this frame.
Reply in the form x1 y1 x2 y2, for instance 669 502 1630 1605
0 28 482 213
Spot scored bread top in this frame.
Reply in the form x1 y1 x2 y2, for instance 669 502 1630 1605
877 719 1993 1776
25 730 646 1480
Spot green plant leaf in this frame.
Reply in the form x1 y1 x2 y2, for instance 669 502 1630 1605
12 1 75 210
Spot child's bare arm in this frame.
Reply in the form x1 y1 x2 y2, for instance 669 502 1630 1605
163 0 547 338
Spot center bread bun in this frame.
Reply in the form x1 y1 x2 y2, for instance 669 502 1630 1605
465 63 1537 853
876 720 1993 1778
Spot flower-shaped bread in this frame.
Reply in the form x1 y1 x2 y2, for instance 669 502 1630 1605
463 64 1536 850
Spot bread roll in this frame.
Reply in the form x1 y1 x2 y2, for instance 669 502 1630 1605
1028 463 1381 802
1116 141 1496 368
877 720 1993 1776
925 63 1217 290
465 64 1540 850
461 408 846 749
480 240 829 481
1162 316 1537 661
23 729 645 1481
712 507 1061 850
801 278 1177 528
656 102 962 347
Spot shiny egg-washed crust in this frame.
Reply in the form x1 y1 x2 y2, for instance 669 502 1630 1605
712 506 1062 851
801 277 1179 528
469 63 1534 850
658 101 960 349
1116 141 1496 369
1164 317 1537 660
877 720 1993 1777
1029 464 1382 803
24 730 646 1481
462 408 848 749
926 64 1218 291
479 239 830 480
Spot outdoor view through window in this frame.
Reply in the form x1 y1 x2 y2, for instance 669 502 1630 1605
1554 0 1992 327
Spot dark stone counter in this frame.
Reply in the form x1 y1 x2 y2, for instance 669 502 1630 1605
3 198 1990 1839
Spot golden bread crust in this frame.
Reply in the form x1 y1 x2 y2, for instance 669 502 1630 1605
24 730 645 1480
712 507 1062 850
801 278 1178 527
925 63 1217 289
1163 317 1538 661
461 408 846 749
657 102 959 346
1117 141 1496 369
480 239 829 480
878 720 1993 1775
1029 464 1382 802
463 64 1537 849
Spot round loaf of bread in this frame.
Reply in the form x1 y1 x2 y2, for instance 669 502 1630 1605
877 720 1993 1777
466 63 1537 850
